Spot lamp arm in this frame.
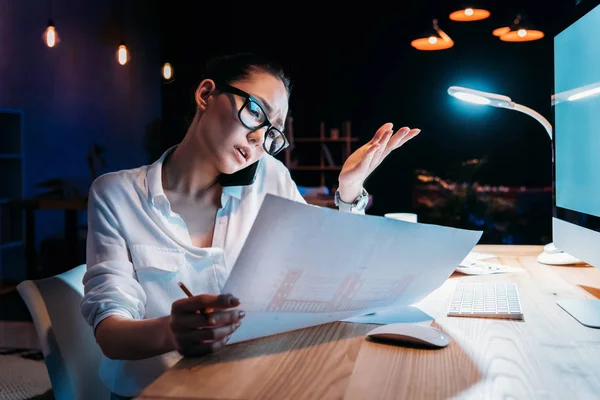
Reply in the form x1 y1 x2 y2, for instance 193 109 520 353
503 102 553 140
433 19 454 45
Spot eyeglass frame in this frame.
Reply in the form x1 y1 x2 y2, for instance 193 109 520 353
215 82 289 156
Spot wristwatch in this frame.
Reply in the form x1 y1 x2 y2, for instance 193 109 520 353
334 188 369 213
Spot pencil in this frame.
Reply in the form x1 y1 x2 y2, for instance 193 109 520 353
178 282 213 325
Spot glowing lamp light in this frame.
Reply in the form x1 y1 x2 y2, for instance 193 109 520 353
449 7 490 22
447 85 552 139
452 91 491 105
162 63 173 80
447 84 583 264
43 20 60 47
411 19 454 51
117 42 129 65
497 15 545 42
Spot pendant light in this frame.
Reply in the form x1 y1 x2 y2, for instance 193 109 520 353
116 3 130 65
449 5 491 22
43 20 60 47
117 41 129 65
42 1 59 47
411 19 454 51
162 63 174 81
497 14 545 42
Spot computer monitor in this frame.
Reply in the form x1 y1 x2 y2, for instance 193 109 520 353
553 0 600 328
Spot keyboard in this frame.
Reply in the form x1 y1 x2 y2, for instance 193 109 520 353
447 282 524 320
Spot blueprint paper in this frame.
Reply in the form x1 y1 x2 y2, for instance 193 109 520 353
223 194 483 344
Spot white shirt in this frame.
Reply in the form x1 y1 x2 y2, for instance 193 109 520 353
80 146 364 397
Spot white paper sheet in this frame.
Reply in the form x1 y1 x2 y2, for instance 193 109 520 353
223 194 483 344
342 306 434 325
462 251 498 264
456 260 524 275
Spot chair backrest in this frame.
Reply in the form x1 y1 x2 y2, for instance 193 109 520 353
17 265 109 400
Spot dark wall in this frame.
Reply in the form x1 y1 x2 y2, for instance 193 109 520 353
0 0 161 277
160 0 576 233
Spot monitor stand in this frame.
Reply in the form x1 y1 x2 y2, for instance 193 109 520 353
557 299 600 328
536 242 586 266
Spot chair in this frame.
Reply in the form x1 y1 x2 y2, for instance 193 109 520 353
17 264 109 400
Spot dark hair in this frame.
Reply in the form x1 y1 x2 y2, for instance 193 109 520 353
200 52 292 98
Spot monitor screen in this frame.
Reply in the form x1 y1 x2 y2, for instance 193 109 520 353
551 0 600 329
554 3 600 231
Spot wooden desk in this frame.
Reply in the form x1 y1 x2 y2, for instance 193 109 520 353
137 245 600 399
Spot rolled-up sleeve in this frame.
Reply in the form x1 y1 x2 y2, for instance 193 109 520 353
80 180 146 333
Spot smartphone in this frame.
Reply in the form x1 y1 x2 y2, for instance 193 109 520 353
219 161 259 187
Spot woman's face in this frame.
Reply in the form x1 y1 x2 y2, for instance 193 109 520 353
198 71 289 175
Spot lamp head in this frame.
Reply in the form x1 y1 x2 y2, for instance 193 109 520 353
447 86 513 108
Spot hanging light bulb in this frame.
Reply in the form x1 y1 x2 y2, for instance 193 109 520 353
411 19 454 51
162 63 174 80
449 6 490 22
117 42 129 65
42 19 60 47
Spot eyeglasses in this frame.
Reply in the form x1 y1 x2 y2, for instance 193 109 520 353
216 83 289 156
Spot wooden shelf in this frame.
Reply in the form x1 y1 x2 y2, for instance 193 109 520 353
284 120 354 189
290 166 342 171
294 138 358 143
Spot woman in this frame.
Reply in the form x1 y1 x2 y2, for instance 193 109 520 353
80 52 420 398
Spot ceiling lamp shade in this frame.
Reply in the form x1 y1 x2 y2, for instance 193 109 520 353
449 7 491 22
492 26 511 37
411 19 454 51
497 14 545 42
500 28 545 42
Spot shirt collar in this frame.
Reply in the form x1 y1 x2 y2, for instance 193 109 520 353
222 185 244 200
146 145 175 207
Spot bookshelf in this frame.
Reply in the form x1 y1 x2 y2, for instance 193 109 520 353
0 109 25 282
283 119 358 201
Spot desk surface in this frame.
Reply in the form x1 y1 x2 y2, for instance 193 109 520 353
137 245 600 400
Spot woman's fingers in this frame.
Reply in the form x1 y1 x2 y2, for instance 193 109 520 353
171 309 246 330
176 321 241 343
392 128 421 149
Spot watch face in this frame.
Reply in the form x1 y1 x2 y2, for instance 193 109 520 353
335 189 369 211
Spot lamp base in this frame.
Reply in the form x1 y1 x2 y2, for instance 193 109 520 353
536 242 586 265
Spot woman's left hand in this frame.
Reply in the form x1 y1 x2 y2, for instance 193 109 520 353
337 123 421 202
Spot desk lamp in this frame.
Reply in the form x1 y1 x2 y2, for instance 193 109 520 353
447 85 582 265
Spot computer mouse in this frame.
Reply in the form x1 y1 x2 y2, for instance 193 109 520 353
366 323 451 349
